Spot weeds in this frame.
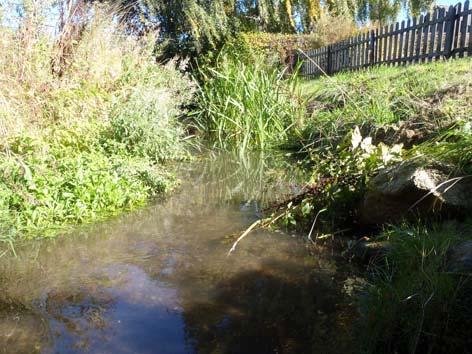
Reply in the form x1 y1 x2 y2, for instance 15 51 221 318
361 222 472 353
0 4 194 246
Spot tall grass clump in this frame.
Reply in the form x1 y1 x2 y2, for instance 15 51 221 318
193 47 305 153
0 2 194 246
360 222 472 353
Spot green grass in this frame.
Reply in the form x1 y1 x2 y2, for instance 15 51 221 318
360 222 472 353
193 49 306 153
297 58 472 149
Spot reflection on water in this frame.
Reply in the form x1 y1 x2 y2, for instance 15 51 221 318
0 153 357 354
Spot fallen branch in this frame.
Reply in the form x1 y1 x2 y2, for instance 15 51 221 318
227 211 287 256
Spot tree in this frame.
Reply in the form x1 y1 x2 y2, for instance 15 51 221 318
109 0 434 59
109 0 328 58
356 0 435 25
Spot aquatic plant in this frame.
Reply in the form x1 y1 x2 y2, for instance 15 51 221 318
193 47 306 153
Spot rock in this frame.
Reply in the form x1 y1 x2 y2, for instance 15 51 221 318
352 239 391 263
447 241 472 273
361 161 472 225
372 124 424 148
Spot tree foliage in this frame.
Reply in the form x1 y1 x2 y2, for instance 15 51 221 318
109 0 435 58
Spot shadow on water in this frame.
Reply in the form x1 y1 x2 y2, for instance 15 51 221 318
182 259 356 354
0 153 359 354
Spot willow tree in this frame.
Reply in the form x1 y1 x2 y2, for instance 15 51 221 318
234 0 322 33
356 0 435 24
115 0 327 58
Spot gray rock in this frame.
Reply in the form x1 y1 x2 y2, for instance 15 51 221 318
352 240 391 263
361 161 472 225
447 241 472 273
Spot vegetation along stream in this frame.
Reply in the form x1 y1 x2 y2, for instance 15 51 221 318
3 0 472 352
0 154 359 354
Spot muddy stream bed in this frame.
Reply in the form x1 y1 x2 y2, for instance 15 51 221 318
0 154 360 354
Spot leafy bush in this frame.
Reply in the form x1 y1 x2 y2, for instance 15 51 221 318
105 62 195 162
0 4 195 246
241 32 322 66
0 132 175 240
274 127 403 231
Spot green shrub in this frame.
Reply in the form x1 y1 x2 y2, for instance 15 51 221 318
0 129 176 241
105 65 194 162
239 13 359 65
0 4 195 247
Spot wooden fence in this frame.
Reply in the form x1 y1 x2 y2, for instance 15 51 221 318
298 1 472 78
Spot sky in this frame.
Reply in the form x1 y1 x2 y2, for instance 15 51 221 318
436 0 462 5
399 0 462 21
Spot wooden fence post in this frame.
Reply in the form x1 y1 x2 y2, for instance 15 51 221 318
444 5 458 58
369 29 376 65
327 45 332 75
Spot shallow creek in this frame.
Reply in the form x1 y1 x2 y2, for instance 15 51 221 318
0 154 359 354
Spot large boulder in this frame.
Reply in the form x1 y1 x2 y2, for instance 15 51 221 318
361 161 472 225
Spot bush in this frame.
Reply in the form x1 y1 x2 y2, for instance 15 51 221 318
105 60 195 162
239 12 359 66
0 4 195 246
0 132 174 241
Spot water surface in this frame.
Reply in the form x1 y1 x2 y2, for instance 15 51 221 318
0 154 357 354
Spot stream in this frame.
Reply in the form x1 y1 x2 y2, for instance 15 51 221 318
0 154 359 354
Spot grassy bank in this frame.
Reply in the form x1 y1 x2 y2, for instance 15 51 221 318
195 51 472 353
288 59 472 353
0 8 194 247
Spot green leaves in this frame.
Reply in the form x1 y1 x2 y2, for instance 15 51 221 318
0 133 176 242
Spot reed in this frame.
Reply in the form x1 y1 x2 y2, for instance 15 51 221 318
193 49 305 153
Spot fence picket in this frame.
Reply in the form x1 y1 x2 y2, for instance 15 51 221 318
415 15 424 62
428 8 438 62
404 18 411 64
469 3 472 55
421 13 430 62
436 7 446 58
445 5 457 58
459 0 469 57
381 25 386 62
453 3 462 56
394 22 400 64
